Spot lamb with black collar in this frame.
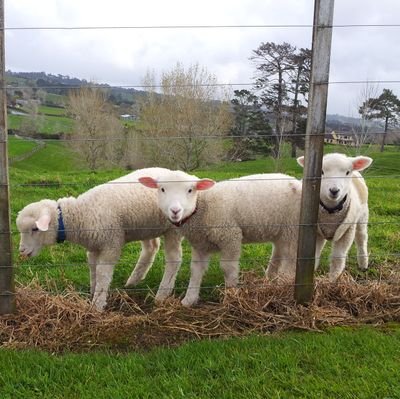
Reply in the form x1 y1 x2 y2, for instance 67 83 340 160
297 152 373 281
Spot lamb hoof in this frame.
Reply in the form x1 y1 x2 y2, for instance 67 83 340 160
154 294 169 305
91 299 106 312
181 296 198 307
358 260 369 271
328 273 341 283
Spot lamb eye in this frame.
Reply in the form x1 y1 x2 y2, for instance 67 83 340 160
161 187 165 193
321 170 324 176
32 227 39 232
346 171 350 176
188 188 193 194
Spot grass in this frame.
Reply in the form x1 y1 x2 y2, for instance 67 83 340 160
7 109 75 135
3 138 400 397
45 93 67 107
8 136 37 158
0 327 400 398
37 115 75 134
7 140 400 296
38 105 67 116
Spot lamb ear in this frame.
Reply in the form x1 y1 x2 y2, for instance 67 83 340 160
138 176 159 189
35 214 51 232
351 156 373 171
196 179 215 191
297 156 305 168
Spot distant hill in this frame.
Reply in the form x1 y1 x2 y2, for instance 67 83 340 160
7 70 394 142
5 70 146 107
326 113 383 133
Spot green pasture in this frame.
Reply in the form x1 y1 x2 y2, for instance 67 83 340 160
7 139 400 298
7 136 37 159
43 93 67 107
7 108 74 135
36 105 67 116
1 327 400 399
2 137 400 398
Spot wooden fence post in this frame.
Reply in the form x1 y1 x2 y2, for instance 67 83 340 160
295 0 335 304
0 0 16 314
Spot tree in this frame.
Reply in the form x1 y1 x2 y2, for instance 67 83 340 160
137 63 232 171
251 42 295 157
20 100 44 136
349 82 379 154
230 89 273 160
250 42 311 158
287 48 311 157
360 88 400 152
67 87 124 170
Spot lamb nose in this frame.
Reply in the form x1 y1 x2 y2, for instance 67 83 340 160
329 187 340 196
171 208 180 215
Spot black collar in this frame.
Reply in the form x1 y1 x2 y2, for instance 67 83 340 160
319 194 348 214
170 206 197 227
57 205 66 243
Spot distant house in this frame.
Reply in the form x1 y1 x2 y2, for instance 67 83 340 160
15 99 29 107
120 114 137 121
324 131 354 146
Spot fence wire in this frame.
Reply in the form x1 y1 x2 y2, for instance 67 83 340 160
4 251 400 269
5 79 400 91
1 276 399 298
5 23 400 30
4 130 400 143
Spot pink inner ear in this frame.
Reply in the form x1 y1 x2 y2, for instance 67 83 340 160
196 179 215 191
138 176 158 189
297 156 305 167
36 214 51 231
352 157 371 171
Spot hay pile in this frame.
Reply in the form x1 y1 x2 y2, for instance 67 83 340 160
1 273 400 352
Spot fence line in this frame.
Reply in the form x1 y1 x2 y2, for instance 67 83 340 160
5 130 400 143
3 175 399 190
4 252 400 268
5 80 400 91
1 275 399 298
5 23 400 31
6 219 400 237
3 2 400 313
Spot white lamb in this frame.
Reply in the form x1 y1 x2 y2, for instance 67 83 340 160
138 171 302 306
16 167 183 311
297 152 373 281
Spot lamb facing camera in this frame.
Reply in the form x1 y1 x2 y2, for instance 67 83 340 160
139 171 302 306
297 152 373 281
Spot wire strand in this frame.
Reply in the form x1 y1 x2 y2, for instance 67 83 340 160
2 275 400 297
5 252 399 270
4 130 399 144
7 220 400 237
4 23 400 31
4 174 400 189
4 80 400 91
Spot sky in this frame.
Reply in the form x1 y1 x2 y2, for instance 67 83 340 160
5 0 400 116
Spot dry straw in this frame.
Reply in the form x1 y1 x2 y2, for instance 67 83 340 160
1 272 400 353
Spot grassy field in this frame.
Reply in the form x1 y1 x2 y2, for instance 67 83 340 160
7 136 37 158
8 139 400 296
2 137 400 398
1 327 400 398
38 105 67 116
8 113 75 135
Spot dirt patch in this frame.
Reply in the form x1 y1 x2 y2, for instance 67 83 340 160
1 273 400 353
